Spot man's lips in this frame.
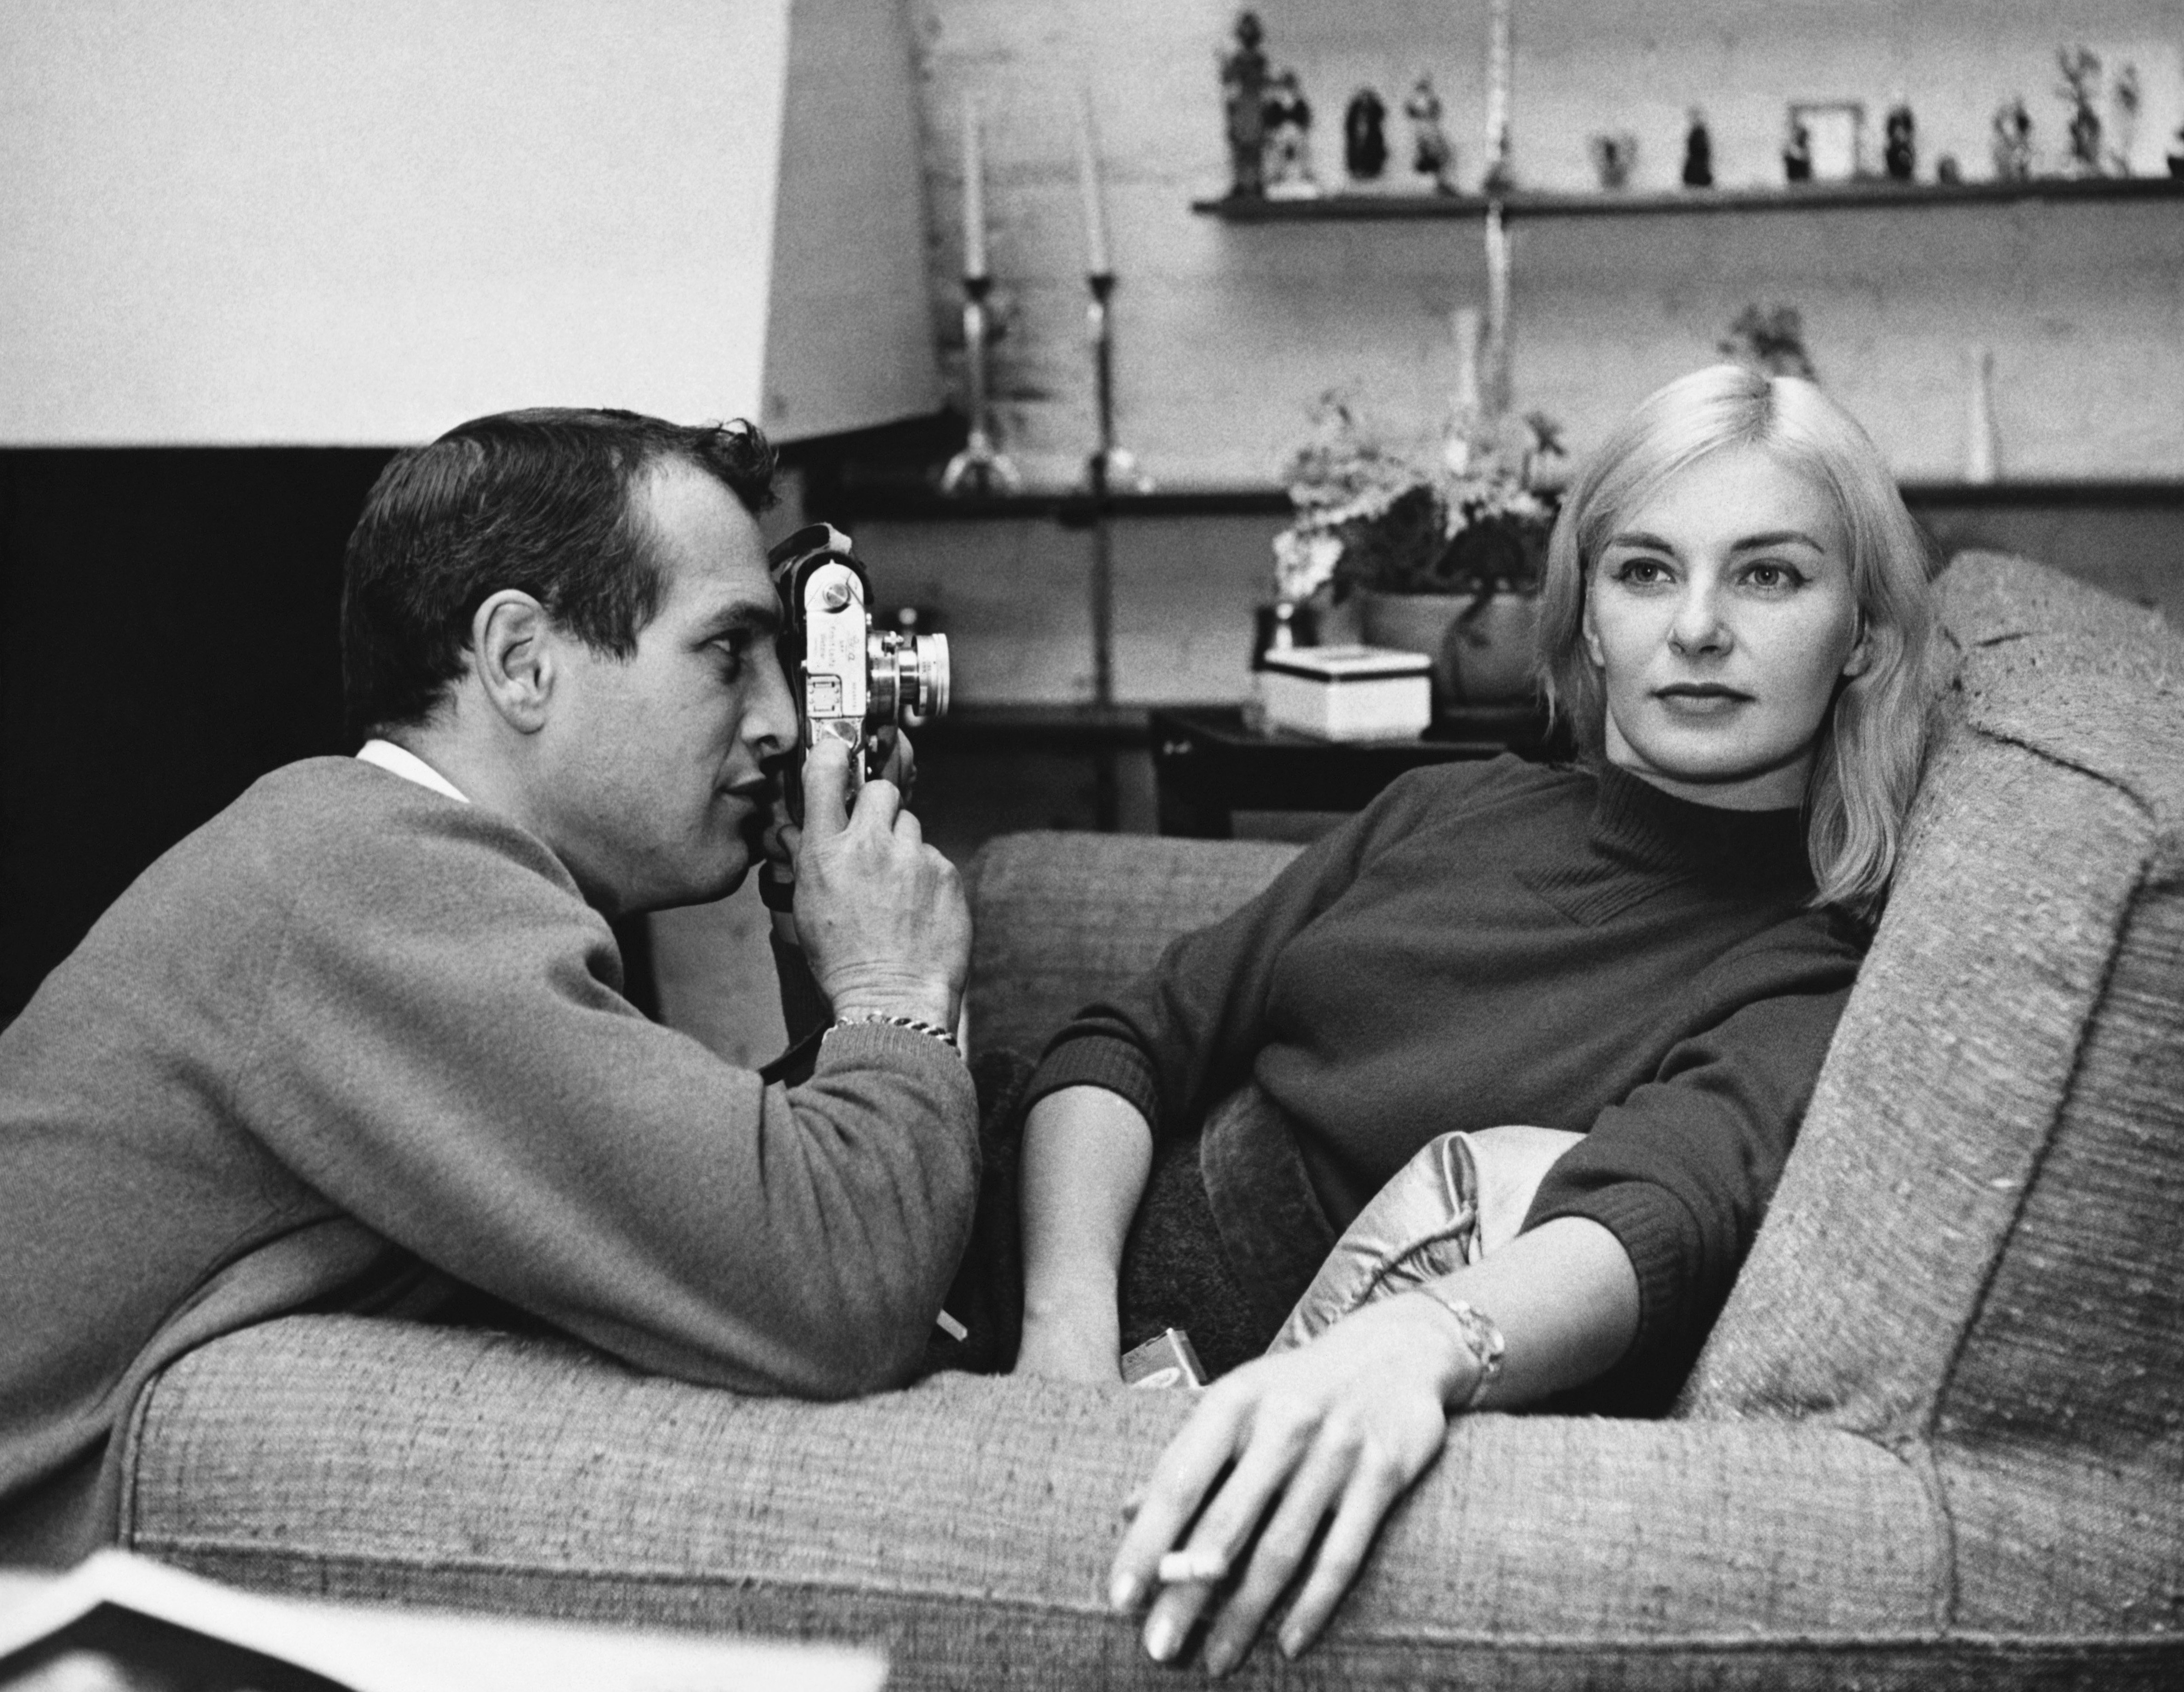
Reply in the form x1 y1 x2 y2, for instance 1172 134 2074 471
719 776 778 806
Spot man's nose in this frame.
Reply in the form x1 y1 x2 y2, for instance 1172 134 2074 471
747 646 801 758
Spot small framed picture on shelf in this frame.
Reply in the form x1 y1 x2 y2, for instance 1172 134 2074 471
1789 100 1866 182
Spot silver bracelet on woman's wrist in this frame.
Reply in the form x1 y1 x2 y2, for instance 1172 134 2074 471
1410 1286 1505 1411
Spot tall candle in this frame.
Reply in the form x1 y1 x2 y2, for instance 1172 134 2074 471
1484 0 1512 179
962 95 988 279
1074 91 1112 276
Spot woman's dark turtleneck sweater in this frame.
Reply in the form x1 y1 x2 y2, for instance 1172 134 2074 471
1026 754 1866 1405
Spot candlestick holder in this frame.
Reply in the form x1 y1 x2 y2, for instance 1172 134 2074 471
940 274 1019 496
1083 272 1150 495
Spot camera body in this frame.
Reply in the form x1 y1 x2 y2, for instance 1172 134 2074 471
766 520 949 798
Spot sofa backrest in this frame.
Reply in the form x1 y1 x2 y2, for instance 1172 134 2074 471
1682 552 2184 1632
963 834 1300 1062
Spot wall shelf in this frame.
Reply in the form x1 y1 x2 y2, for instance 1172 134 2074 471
1191 174 2184 223
821 479 2184 525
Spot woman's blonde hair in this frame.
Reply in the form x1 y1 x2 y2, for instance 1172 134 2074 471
1535 364 1939 922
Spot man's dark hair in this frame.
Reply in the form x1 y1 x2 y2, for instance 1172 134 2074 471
341 407 777 739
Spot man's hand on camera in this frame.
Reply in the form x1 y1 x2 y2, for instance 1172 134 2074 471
792 735 968 1030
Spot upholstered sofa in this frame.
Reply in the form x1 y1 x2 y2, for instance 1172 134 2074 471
113 553 2182 1687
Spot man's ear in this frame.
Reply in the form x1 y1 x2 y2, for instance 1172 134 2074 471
471 590 555 733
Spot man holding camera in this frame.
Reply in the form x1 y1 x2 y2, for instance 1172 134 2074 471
0 410 977 1562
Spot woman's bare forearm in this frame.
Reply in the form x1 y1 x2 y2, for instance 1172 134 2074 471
1419 1213 1641 1406
1015 1086 1155 1378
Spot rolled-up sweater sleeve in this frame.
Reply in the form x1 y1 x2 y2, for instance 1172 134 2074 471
1522 931 1859 1402
1023 773 1442 1137
238 803 979 1400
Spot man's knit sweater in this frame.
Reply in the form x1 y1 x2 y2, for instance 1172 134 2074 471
0 758 977 1556
1026 755 1865 1398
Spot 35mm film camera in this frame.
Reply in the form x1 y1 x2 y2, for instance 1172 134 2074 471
769 523 950 782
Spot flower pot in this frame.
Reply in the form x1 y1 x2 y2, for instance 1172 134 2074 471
1357 587 1540 710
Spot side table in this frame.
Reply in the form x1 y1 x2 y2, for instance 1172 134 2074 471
1150 703 1562 838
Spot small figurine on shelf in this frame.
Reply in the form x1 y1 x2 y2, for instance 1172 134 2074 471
2170 121 2184 179
1935 153 1963 184
1783 113 1813 183
2109 61 2140 176
1883 94 1916 182
1262 68 1319 198
1587 131 1638 190
1718 303 1818 381
1991 97 2034 181
1219 11 1271 198
1682 108 1714 188
2057 46 2103 177
1406 74 1458 194
1344 87 1389 185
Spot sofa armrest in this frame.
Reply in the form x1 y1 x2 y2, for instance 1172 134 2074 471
962 832 1300 1061
117 1317 1984 1689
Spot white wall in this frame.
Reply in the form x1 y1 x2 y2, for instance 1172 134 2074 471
907 0 2184 486
0 0 793 443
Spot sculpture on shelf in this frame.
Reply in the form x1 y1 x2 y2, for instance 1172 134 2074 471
1263 68 1319 198
1405 74 1458 194
1717 304 1818 382
1219 11 1270 198
1783 113 1813 183
1587 131 1638 190
2056 46 2103 177
1991 97 2034 181
1682 108 1714 188
2170 121 2184 179
1935 153 1963 184
1344 87 1389 184
1883 95 1916 182
2110 61 2140 175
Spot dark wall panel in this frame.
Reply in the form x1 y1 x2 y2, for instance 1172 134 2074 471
2 448 396 1019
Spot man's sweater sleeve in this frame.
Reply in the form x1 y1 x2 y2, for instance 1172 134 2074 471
1023 770 1447 1138
240 809 979 1400
1521 921 1861 1405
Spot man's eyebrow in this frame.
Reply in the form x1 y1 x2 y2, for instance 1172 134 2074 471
693 600 781 641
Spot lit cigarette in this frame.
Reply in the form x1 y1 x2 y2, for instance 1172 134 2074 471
1157 1548 1228 1584
935 1309 968 1341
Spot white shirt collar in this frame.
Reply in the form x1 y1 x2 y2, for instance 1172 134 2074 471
356 738 470 804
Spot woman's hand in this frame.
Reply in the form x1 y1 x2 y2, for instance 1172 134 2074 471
1106 1292 1475 1675
1107 1216 1642 1675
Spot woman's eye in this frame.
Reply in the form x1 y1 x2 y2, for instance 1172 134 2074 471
1742 561 1803 591
1611 557 1670 585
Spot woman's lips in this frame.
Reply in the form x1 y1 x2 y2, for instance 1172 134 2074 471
1654 685 1752 716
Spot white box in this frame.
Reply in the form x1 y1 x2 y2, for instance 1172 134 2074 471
1260 645 1433 741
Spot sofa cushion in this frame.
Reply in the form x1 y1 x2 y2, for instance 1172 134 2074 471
121 1315 2002 1690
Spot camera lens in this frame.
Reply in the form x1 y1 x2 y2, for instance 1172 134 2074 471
907 633 950 723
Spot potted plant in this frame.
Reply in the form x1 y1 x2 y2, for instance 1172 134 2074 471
1273 391 1566 709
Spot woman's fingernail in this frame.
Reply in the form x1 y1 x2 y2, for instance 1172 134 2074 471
1145 1612 1182 1663
1278 1626 1304 1659
1109 1572 1142 1612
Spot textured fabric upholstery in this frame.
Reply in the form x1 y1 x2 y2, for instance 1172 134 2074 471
963 834 1299 1062
130 1318 1955 1688
112 552 2184 1685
